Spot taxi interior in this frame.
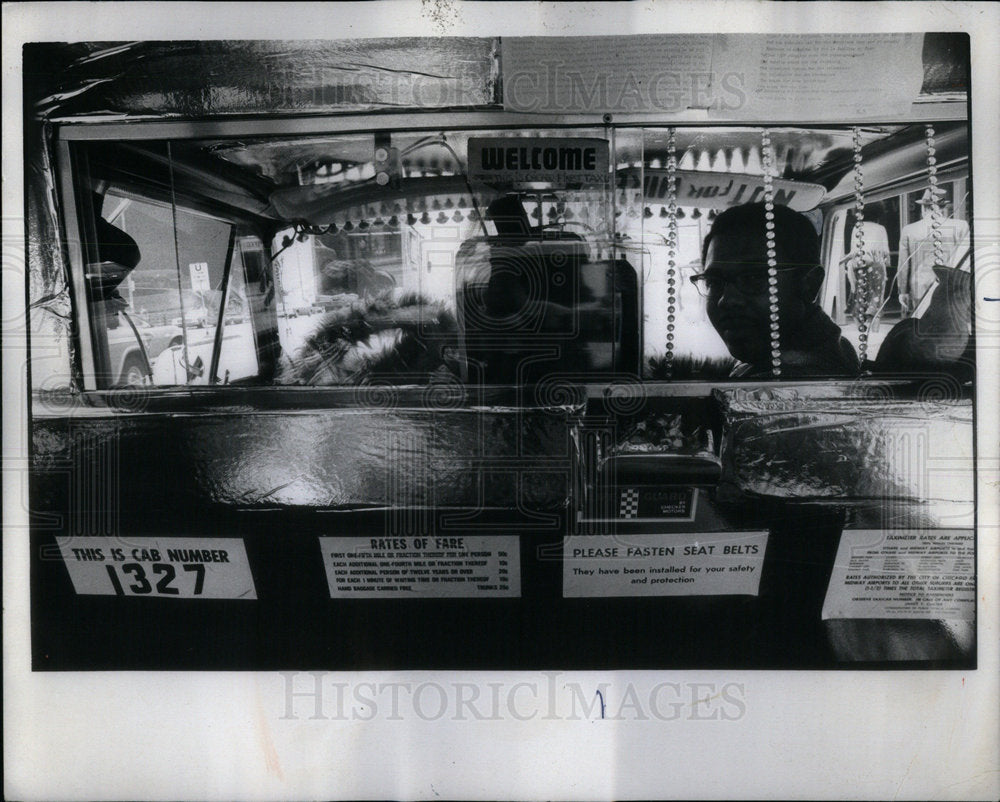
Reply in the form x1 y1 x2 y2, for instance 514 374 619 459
67 122 972 391
27 37 975 670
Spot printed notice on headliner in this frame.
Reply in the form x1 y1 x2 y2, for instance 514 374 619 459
501 34 924 120
319 535 521 598
822 529 974 620
563 532 767 598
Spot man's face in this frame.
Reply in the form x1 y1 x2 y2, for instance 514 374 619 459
703 227 810 366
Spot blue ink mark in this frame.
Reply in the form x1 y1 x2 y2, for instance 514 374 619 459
596 689 606 719
985 297 999 302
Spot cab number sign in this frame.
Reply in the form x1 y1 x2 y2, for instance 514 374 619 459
57 537 257 599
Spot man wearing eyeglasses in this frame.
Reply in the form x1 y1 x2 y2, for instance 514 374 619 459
692 204 966 664
692 203 860 377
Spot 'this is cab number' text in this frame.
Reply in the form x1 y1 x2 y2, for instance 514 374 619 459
71 546 230 597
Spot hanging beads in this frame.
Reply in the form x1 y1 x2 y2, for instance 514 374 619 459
852 126 870 365
925 125 946 267
761 128 781 377
664 127 678 377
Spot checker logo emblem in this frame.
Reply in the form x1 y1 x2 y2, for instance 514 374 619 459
619 488 640 519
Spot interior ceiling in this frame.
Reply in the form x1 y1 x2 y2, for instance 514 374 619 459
27 35 966 121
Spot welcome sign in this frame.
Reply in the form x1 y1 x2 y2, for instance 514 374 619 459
468 137 609 185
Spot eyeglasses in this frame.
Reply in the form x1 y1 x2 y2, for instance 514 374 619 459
689 266 800 299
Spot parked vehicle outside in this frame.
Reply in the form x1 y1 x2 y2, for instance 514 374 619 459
106 312 183 385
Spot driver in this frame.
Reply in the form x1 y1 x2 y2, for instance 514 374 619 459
694 202 859 377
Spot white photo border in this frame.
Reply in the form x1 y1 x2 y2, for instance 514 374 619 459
4 2 998 800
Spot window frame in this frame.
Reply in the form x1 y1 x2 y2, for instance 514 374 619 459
54 113 970 398
59 138 280 391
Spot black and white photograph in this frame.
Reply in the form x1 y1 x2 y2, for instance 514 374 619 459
4 2 999 799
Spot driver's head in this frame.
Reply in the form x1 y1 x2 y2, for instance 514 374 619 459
700 203 824 367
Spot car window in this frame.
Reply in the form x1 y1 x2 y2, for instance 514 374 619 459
93 189 260 386
254 129 621 386
75 125 969 388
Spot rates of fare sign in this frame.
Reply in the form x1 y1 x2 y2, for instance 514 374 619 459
468 137 609 185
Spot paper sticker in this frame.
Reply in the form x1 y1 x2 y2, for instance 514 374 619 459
188 262 210 292
501 35 717 114
468 137 609 185
563 531 767 598
822 529 974 620
319 535 521 598
501 34 923 120
617 487 697 521
58 537 256 599
708 33 925 120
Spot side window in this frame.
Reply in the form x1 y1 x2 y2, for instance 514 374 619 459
831 197 904 363
90 189 260 386
830 185 972 365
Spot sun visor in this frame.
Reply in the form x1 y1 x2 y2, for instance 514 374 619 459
643 170 825 211
269 176 474 225
28 39 501 121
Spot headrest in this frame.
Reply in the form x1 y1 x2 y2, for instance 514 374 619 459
486 195 531 239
